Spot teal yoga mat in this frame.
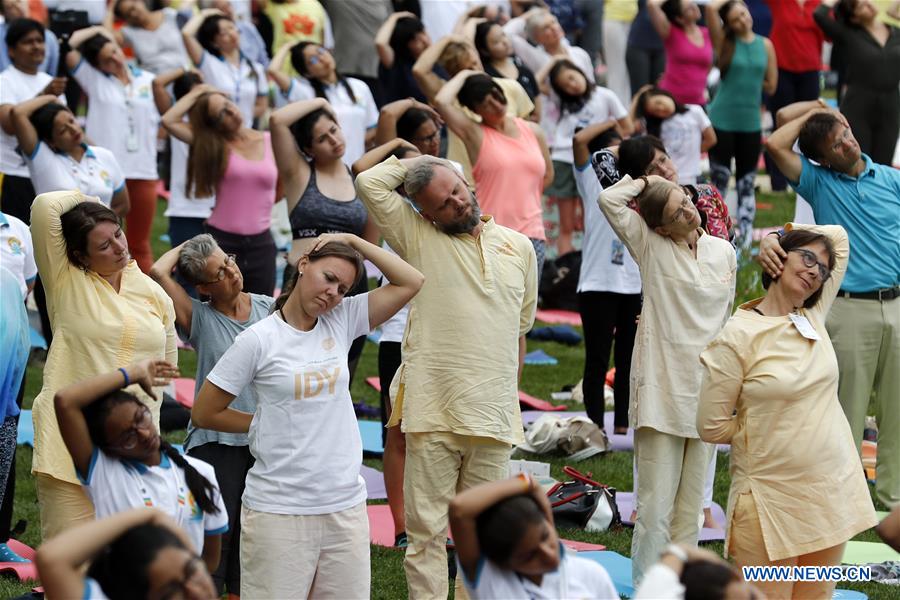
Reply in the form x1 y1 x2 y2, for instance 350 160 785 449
578 551 634 598
16 410 33 446
359 420 384 455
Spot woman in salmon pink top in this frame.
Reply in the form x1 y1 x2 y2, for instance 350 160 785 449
648 0 713 106
434 71 553 274
162 84 278 296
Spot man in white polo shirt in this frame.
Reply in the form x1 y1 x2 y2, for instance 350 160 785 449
0 17 66 224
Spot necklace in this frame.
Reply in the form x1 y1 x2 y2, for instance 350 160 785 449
752 307 765 316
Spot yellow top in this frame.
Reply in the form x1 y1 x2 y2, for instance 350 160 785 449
446 78 535 185
606 0 639 23
698 224 877 560
598 175 736 438
875 0 900 27
30 191 177 485
266 0 328 72
356 157 538 445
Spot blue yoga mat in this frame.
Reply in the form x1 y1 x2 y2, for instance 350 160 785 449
578 551 634 598
524 349 558 365
359 420 384 455
29 326 47 350
832 591 867 600
16 410 33 447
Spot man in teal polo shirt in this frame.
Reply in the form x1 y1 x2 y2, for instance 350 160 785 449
762 106 900 509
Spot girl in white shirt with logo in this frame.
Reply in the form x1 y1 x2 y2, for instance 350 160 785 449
54 359 228 573
193 233 423 599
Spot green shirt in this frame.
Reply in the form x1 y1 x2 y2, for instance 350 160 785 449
708 35 767 132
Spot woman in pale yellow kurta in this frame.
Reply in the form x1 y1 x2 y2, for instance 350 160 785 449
698 223 876 599
598 174 736 585
30 191 176 539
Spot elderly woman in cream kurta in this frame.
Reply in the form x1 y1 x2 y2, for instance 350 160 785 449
698 223 877 600
598 174 736 585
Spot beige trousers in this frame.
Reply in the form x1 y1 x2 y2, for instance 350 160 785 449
730 492 845 599
35 473 95 540
404 432 510 599
631 427 713 585
240 502 370 599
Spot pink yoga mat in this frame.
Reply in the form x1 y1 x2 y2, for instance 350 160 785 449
535 309 583 326
174 378 195 409
0 540 37 581
366 504 606 551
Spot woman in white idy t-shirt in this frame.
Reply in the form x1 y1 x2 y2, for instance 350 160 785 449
193 233 424 599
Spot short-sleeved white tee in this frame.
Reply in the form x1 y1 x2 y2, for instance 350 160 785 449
71 61 158 179
0 212 37 296
207 293 371 515
165 137 215 219
197 50 267 129
544 88 628 164
378 242 408 344
0 66 65 177
26 143 124 206
462 546 619 600
285 77 378 166
659 104 711 185
574 162 641 295
81 448 229 553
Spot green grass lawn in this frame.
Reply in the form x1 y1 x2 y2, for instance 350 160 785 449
2 191 893 598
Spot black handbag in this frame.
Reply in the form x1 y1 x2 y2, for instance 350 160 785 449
547 467 621 532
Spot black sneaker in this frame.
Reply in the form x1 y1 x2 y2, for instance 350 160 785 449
394 531 408 548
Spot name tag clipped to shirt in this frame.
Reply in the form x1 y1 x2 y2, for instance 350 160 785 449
788 313 821 341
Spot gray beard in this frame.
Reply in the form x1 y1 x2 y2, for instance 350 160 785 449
436 200 482 235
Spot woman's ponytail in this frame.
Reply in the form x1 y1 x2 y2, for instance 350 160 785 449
160 441 220 515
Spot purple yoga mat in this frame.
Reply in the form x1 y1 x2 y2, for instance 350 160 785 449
521 410 634 451
616 491 726 542
521 410 731 454
362 465 387 499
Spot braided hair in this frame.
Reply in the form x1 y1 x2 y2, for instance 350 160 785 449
82 391 221 515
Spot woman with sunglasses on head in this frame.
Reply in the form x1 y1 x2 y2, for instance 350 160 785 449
150 234 273 598
182 8 268 129
192 233 423 599
597 173 736 585
54 358 227 573
269 40 378 165
698 223 877 599
162 84 278 296
37 508 218 600
64 26 159 274
29 190 177 540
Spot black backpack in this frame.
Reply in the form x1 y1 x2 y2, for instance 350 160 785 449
539 251 581 311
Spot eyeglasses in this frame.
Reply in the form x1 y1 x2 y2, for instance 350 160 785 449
411 130 440 144
663 194 692 226
307 46 328 66
110 405 154 450
150 556 208 600
789 249 831 282
199 254 236 284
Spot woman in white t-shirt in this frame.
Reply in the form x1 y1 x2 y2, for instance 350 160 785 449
535 57 632 255
54 359 228 573
11 95 128 216
450 475 618 600
65 26 159 273
630 86 717 185
182 9 268 129
192 234 423 599
269 40 378 166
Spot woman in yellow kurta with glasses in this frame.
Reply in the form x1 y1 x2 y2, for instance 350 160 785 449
30 191 176 540
698 223 877 600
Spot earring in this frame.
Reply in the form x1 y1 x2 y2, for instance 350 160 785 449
298 271 303 278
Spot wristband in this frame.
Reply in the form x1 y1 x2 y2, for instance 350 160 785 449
767 228 785 239
119 367 130 387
